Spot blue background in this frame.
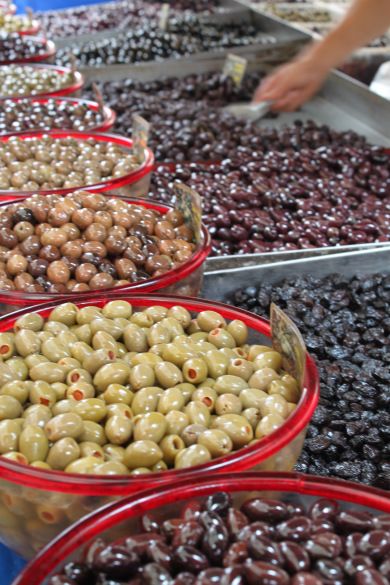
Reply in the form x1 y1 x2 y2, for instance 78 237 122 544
16 0 108 14
0 544 26 585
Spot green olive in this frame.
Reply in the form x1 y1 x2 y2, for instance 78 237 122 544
247 345 274 361
130 312 154 328
56 331 78 351
215 393 242 415
15 330 41 357
70 341 93 362
130 352 163 367
78 420 107 445
106 403 133 420
0 381 29 404
184 400 210 427
29 382 57 408
52 399 73 416
124 440 163 469
66 368 92 386
43 321 69 335
268 379 300 403
173 382 195 403
227 358 254 381
103 384 133 405
204 350 229 378
82 348 116 375
102 300 132 320
167 306 191 328
181 423 207 447
72 324 92 345
0 333 14 359
155 362 183 388
207 328 236 349
182 358 208 384
131 386 163 415
72 399 107 422
214 375 248 396
242 407 262 429
105 416 133 445
30 362 67 384
260 394 289 419
165 410 190 436
159 317 184 338
161 343 198 367
189 331 208 342
133 412 167 443
240 388 268 410
147 323 172 346
157 387 185 414
249 368 280 391
144 305 168 323
103 444 125 462
19 425 49 463
57 357 81 374
5 357 28 381
0 395 22 420
194 341 217 356
15 313 44 332
0 419 21 454
212 414 253 448
45 413 84 441
253 351 283 371
22 404 52 428
46 438 81 470
129 363 155 390
123 324 148 352
79 441 105 460
196 310 226 332
65 456 100 474
94 461 129 475
131 467 152 475
255 413 285 438
227 319 248 345
93 362 131 392
67 381 95 401
90 317 122 340
175 444 211 469
49 303 78 327
76 306 102 325
159 434 185 465
198 429 233 458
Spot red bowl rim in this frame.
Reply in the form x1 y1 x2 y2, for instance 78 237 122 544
0 3 16 15
0 130 153 195
0 63 84 99
0 195 210 301
0 17 40 35
0 294 319 495
0 95 116 132
0 36 55 65
12 471 390 585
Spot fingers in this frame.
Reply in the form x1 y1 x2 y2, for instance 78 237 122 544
252 65 303 104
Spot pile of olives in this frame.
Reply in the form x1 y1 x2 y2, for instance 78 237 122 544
0 300 300 475
0 64 76 98
0 32 52 64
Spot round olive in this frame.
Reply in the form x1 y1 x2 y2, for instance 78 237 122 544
131 386 163 415
215 393 242 415
181 423 207 447
174 444 211 469
212 414 253 448
182 357 208 384
19 425 49 463
72 399 107 422
159 434 185 465
105 416 133 445
45 413 84 442
184 401 210 427
198 429 233 458
255 413 285 438
248 368 279 391
133 412 167 443
165 410 190 436
196 310 226 332
124 440 163 469
0 419 21 454
253 351 283 371
93 362 130 392
214 375 248 396
129 364 155 390
157 387 185 414
155 362 183 388
102 301 132 320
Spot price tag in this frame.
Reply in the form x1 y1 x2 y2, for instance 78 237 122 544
270 303 306 388
26 7 34 24
159 3 170 31
173 182 202 245
222 53 248 87
69 54 77 74
92 83 105 113
132 114 151 163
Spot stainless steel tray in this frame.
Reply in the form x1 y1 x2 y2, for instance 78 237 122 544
202 246 390 301
81 53 390 145
204 242 390 272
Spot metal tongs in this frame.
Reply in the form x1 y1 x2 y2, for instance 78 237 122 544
224 100 272 121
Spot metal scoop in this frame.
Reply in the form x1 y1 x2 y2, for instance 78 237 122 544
224 101 272 121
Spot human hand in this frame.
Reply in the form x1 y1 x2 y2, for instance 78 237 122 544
253 56 330 111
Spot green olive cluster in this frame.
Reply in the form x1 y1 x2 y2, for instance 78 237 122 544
0 65 75 98
0 136 140 191
0 301 300 475
0 14 37 33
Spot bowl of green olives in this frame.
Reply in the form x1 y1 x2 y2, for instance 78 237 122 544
0 295 319 558
0 64 84 99
0 191 210 309
0 131 154 198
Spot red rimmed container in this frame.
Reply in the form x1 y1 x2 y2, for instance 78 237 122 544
12 471 390 582
0 195 210 312
0 295 319 558
0 16 40 36
0 64 84 99
2 96 116 132
0 130 154 198
0 36 55 66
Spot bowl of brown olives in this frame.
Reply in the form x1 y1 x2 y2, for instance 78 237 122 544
0 130 154 197
0 63 84 99
0 34 55 66
0 295 318 557
0 96 116 133
0 190 210 308
12 472 390 584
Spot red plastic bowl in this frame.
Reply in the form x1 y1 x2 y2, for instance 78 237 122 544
12 471 390 581
0 36 55 65
16 20 41 36
0 130 154 197
0 196 210 311
0 63 84 99
4 96 116 132
0 296 319 558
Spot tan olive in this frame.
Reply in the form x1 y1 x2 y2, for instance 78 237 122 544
90 317 122 340
255 413 285 438
131 467 152 475
215 393 242 415
19 425 49 463
133 412 167 443
105 416 133 445
249 368 280 391
198 429 233 458
212 414 253 448
152 460 168 472
175 444 211 469
51 382 68 400
45 413 84 442
155 362 183 388
124 440 163 469
165 410 190 436
159 434 185 465
46 437 80 470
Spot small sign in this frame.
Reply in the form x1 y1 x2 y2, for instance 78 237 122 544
173 182 202 245
92 83 105 113
26 7 34 24
223 53 248 87
270 303 306 388
159 3 170 31
132 114 151 163
69 54 77 74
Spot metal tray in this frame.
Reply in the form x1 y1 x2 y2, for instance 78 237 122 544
202 246 390 301
81 53 390 145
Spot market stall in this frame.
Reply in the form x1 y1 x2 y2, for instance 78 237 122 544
0 0 388 581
